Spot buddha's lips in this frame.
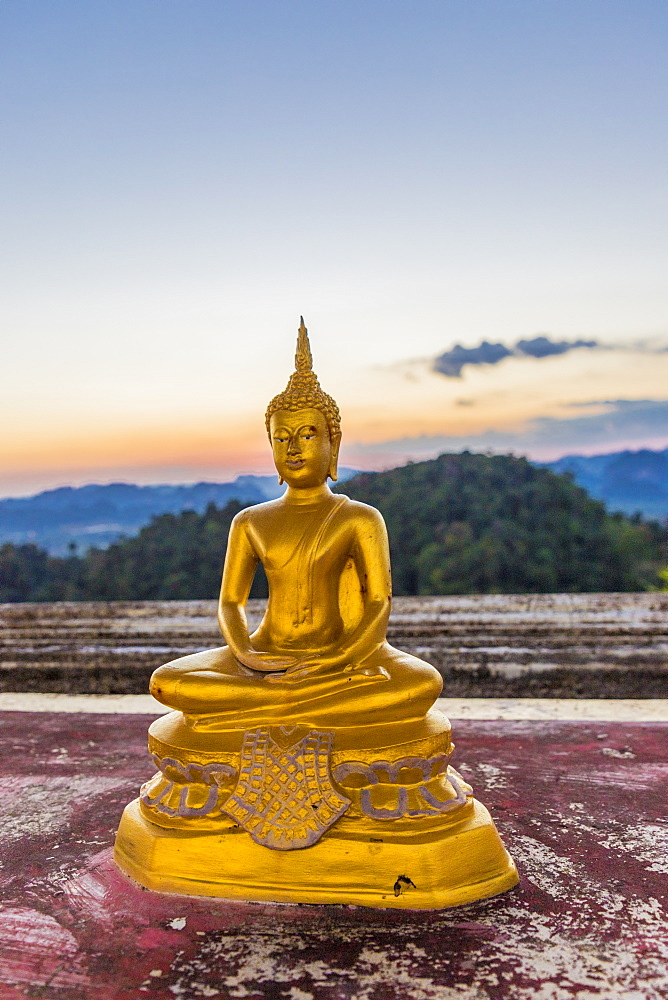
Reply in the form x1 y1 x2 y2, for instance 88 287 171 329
286 459 305 469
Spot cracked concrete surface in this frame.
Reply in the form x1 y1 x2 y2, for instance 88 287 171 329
0 710 665 998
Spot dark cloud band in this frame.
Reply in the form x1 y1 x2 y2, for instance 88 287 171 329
434 335 599 377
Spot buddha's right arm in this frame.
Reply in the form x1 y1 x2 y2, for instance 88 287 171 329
217 513 296 672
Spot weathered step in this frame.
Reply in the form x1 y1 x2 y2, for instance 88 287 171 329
1 594 667 697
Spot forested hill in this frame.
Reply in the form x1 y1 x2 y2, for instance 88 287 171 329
0 453 665 602
335 453 666 594
0 469 361 555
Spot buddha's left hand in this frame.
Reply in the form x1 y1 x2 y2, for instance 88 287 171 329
267 658 389 684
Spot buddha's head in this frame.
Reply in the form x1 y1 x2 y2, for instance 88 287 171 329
266 319 341 488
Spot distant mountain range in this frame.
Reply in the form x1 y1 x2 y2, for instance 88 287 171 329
541 447 668 521
0 471 360 555
1 448 666 556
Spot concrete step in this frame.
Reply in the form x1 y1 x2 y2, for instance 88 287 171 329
1 593 667 697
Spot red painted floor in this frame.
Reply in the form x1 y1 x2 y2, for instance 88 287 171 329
0 712 666 999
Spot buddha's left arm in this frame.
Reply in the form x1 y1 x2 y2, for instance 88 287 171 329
335 506 392 664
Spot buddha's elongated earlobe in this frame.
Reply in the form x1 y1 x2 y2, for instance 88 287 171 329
278 475 284 486
328 432 342 482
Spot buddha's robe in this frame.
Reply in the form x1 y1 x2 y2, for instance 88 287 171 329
150 494 442 729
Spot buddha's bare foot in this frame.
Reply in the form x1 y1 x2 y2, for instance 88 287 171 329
345 663 390 680
238 651 298 673
273 658 336 682
267 660 390 685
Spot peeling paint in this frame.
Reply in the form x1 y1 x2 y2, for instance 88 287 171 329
0 774 126 843
0 711 666 999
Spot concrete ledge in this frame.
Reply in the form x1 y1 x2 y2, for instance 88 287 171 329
439 697 668 721
0 691 667 720
0 692 168 714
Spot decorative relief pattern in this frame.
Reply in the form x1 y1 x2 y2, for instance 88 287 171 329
139 744 470 831
222 728 351 850
332 756 471 820
140 754 237 819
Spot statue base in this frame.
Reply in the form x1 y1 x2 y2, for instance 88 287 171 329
113 709 518 909
115 797 517 909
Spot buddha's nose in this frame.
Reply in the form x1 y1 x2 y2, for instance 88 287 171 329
288 436 301 455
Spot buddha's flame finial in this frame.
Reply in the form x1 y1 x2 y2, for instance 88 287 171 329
265 317 341 439
295 316 313 373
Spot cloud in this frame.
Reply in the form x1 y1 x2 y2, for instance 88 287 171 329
515 335 598 358
433 335 600 377
349 398 668 464
433 341 512 377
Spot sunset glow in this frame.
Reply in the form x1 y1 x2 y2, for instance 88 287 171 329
2 1 667 495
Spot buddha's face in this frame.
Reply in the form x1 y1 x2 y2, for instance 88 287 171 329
270 408 339 488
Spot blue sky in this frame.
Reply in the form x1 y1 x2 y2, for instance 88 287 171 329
2 1 667 494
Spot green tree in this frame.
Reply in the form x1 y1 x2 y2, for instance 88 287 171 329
336 452 667 595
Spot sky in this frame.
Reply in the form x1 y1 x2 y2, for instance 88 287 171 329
2 0 667 496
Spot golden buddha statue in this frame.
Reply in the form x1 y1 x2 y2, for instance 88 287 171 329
114 319 518 908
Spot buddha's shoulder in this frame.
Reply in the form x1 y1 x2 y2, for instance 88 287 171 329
333 495 386 527
231 495 385 528
231 498 284 526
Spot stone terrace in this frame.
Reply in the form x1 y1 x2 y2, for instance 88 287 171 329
2 592 667 697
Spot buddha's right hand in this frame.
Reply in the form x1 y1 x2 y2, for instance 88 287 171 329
236 650 299 673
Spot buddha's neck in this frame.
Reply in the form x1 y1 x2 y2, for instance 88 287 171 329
283 483 334 506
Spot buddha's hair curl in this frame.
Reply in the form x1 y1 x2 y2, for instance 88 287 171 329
265 320 341 439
